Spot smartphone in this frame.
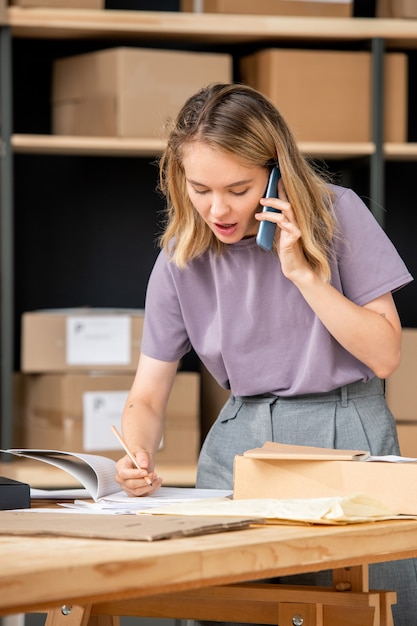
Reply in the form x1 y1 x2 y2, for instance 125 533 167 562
256 165 281 252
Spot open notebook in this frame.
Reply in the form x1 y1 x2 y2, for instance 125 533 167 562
0 448 230 506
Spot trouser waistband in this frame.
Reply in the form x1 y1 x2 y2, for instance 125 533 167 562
234 377 383 409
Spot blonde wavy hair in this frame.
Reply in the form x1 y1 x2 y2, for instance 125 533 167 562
159 83 335 282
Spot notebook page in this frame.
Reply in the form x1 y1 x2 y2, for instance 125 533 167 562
100 486 232 508
2 449 118 501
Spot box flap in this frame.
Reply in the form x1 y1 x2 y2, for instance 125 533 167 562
243 441 370 461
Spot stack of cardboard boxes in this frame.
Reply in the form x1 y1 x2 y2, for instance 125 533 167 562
18 308 201 466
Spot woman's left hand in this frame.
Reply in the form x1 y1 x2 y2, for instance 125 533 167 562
256 180 312 283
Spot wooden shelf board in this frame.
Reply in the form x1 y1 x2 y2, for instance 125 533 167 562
7 9 417 48
384 143 417 161
298 142 374 160
12 134 166 157
11 134 375 160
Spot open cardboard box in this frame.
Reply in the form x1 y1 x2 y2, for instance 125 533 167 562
233 442 417 515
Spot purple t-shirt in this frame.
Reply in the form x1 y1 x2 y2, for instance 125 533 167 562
141 185 413 396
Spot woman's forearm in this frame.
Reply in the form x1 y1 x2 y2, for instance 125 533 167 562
120 353 180 464
122 398 165 465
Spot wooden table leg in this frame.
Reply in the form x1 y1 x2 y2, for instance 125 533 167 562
45 605 119 626
333 565 369 592
332 566 396 626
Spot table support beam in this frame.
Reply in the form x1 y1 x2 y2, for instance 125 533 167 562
82 580 396 626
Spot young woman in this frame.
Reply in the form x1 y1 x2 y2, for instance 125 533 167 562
115 83 416 624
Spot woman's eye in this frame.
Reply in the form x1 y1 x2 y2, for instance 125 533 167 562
190 187 248 196
193 188 209 195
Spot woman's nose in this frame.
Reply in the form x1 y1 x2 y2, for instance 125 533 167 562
210 195 229 219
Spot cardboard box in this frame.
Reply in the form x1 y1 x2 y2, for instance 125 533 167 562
21 308 144 373
239 49 408 143
397 422 417 458
21 371 200 464
10 0 103 7
386 328 417 421
376 0 417 18
180 0 353 17
0 0 7 23
52 47 232 138
233 444 417 514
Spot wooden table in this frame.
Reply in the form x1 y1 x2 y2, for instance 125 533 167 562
3 517 417 626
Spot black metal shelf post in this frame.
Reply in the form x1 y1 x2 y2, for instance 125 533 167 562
0 24 14 451
370 37 386 227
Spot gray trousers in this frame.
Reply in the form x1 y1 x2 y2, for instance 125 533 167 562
196 377 417 626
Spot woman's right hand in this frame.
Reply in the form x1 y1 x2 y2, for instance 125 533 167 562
115 451 162 496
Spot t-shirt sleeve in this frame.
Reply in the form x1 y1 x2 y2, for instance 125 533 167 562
332 187 413 305
141 250 192 361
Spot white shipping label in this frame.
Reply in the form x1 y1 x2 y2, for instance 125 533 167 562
192 0 204 10
66 316 131 365
83 391 128 450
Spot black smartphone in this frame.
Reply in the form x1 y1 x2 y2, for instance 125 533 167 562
256 165 281 252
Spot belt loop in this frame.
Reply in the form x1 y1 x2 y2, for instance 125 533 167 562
340 385 348 408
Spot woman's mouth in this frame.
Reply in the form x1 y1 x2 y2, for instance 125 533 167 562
213 222 238 237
